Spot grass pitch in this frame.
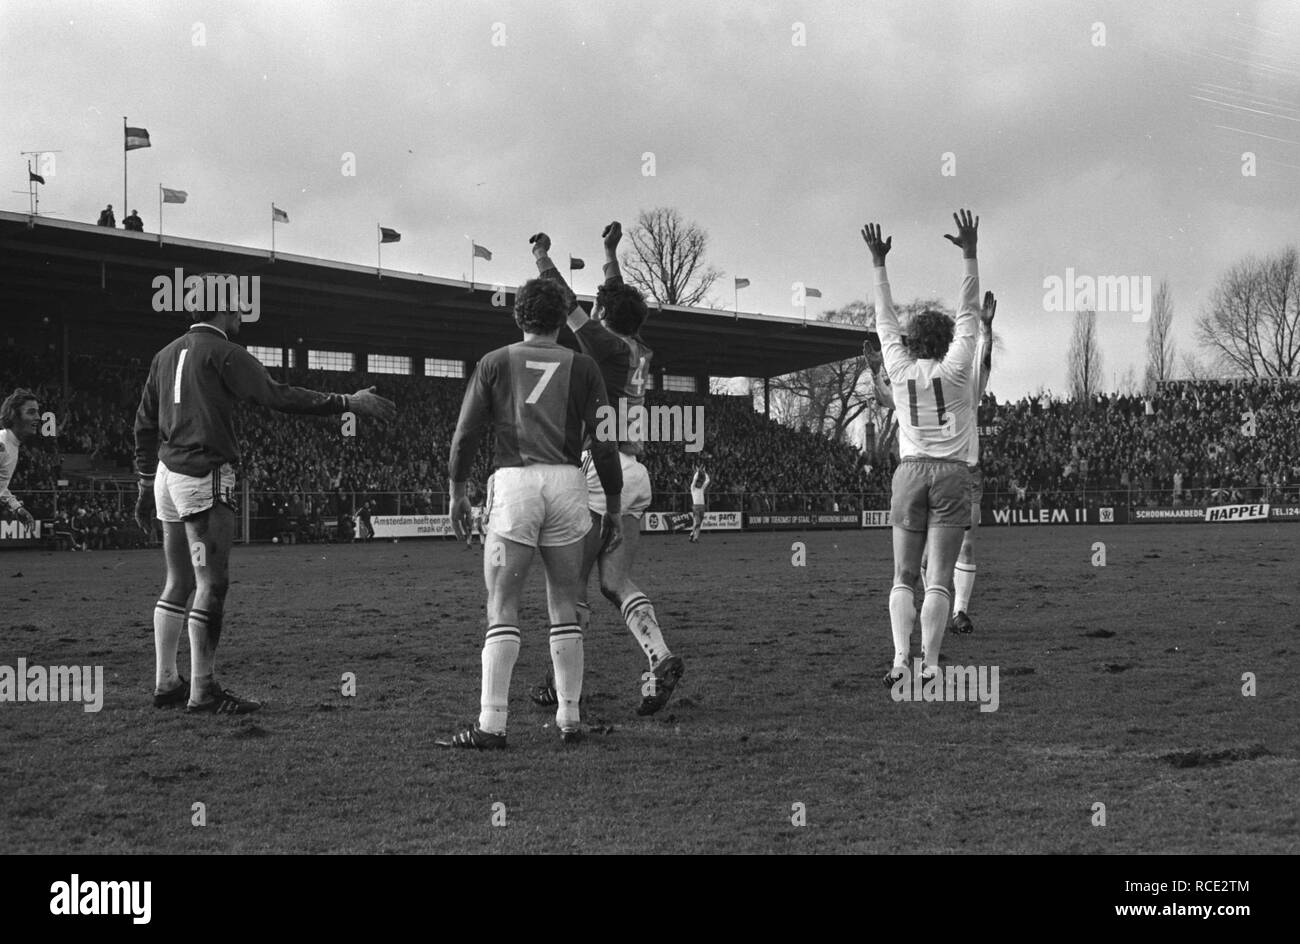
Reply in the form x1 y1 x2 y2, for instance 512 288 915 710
2 524 1296 853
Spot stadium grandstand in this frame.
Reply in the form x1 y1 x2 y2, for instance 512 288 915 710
5 211 1300 548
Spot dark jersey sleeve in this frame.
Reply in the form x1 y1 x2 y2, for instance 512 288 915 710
575 355 622 497
572 319 626 365
448 358 494 483
220 346 346 415
133 352 162 476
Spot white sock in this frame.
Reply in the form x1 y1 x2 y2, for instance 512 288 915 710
154 600 187 691
953 562 976 613
477 625 520 735
888 585 915 666
549 624 583 729
621 593 670 667
920 586 951 667
188 608 216 702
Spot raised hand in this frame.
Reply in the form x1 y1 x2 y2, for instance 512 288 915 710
943 208 979 258
529 232 552 255
861 222 892 266
602 221 622 252
349 386 397 422
980 290 997 328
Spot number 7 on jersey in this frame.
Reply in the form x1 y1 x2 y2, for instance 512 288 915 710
524 360 559 404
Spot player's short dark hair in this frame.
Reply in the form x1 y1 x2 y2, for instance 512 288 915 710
514 278 568 334
597 282 650 336
1 388 39 430
904 310 955 360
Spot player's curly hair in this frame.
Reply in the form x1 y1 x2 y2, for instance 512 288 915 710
904 310 955 360
1 388 38 430
597 282 650 336
514 278 568 334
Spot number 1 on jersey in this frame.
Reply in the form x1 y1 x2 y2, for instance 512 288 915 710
524 360 559 404
173 349 188 404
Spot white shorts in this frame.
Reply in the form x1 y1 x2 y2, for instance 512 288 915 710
485 465 590 548
584 450 651 519
154 461 236 523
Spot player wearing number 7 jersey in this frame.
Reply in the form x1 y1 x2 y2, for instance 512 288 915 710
134 274 396 714
862 211 981 688
437 277 623 749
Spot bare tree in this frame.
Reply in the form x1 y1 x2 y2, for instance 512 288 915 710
1195 247 1300 378
1143 278 1175 391
1067 309 1102 402
621 207 722 307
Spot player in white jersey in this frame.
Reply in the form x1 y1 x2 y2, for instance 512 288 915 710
688 467 710 542
1 389 42 534
863 210 981 686
866 291 996 635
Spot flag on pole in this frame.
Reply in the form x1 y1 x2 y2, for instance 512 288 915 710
734 277 750 290
804 287 823 298
162 187 187 203
472 242 491 260
569 256 585 270
380 227 401 243
125 127 151 150
29 170 45 185
272 204 289 222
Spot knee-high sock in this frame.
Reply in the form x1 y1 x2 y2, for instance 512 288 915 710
621 593 670 667
921 586 951 668
187 606 220 701
953 562 976 613
478 625 520 735
888 585 915 666
154 600 187 690
549 623 583 729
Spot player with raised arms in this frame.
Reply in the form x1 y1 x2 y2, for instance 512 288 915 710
862 210 981 685
865 290 996 635
134 275 396 713
1 388 42 535
438 277 624 749
526 223 686 716
687 465 710 543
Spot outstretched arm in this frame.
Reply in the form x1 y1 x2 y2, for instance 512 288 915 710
862 222 908 385
530 232 587 330
977 290 995 392
939 208 980 385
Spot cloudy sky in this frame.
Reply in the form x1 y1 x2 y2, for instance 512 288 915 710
3 0 1298 397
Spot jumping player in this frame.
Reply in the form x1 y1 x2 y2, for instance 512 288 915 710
134 275 396 713
438 277 623 749
526 223 685 715
862 211 981 686
688 466 710 543
0 389 41 535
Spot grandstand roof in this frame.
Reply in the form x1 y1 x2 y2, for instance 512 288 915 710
0 211 865 378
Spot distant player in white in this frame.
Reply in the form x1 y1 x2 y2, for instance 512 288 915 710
688 467 710 542
863 210 981 685
0 389 42 535
866 291 996 635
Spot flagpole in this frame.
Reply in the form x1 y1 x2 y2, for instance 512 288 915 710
123 117 128 220
158 184 163 246
271 204 276 259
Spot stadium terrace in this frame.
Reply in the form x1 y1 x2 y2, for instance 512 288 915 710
594 398 705 453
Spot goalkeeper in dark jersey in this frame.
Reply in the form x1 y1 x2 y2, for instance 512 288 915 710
134 275 395 714
526 222 685 716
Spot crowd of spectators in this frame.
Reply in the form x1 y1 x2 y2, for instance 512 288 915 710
6 344 1300 539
